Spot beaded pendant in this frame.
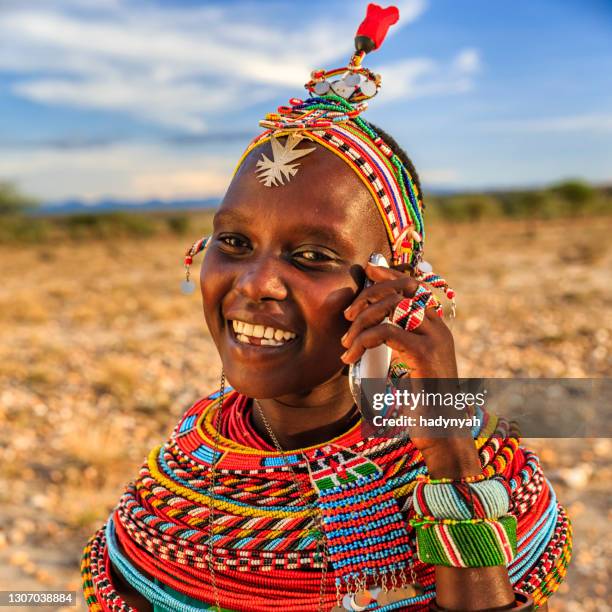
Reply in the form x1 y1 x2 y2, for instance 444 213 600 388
306 444 416 606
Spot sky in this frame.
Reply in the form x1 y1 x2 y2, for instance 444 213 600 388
0 0 611 204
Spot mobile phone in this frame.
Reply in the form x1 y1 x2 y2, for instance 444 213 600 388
348 252 393 409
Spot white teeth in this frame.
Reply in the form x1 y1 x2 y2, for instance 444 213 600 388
261 338 284 346
236 334 284 347
231 319 297 347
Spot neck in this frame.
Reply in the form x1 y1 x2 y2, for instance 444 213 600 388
251 370 359 451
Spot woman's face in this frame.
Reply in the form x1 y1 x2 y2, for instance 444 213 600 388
201 139 391 399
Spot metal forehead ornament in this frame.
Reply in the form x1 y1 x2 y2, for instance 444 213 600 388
255 133 316 187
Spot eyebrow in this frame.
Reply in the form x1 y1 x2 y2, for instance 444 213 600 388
213 210 353 252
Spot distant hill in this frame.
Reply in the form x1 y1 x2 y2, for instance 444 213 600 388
29 197 220 216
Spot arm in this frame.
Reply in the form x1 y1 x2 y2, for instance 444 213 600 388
423 441 515 610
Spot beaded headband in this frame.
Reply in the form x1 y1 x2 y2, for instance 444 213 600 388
183 4 455 310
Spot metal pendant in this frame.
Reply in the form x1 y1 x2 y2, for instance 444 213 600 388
330 79 355 99
359 77 377 98
181 279 195 294
314 80 331 95
376 584 423 606
344 72 361 87
350 589 374 611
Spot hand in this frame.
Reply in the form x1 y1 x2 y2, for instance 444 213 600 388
340 262 457 378
341 262 480 475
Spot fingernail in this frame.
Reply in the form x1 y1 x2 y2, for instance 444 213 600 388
340 351 348 361
341 332 348 343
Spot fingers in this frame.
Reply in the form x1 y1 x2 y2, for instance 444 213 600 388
341 293 404 349
340 321 423 364
344 263 419 322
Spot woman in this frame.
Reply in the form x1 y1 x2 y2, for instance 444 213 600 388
81 5 571 611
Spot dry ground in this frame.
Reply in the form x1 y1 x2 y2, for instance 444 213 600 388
0 215 610 611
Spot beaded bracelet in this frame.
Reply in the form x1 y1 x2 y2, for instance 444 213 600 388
410 514 517 567
413 474 512 521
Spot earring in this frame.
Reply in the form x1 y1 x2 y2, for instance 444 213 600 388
181 235 211 294
414 264 456 318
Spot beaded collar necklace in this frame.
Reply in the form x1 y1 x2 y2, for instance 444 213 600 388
81 378 571 610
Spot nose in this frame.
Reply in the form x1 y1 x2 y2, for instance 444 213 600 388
234 254 288 302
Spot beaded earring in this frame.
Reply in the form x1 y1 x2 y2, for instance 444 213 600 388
414 265 456 318
391 226 457 318
181 235 211 294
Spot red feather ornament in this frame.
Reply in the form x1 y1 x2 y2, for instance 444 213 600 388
355 3 400 53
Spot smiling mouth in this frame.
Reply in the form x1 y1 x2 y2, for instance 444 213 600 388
229 319 298 348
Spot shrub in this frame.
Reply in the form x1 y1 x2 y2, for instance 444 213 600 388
166 215 190 235
0 215 49 243
551 180 595 205
0 182 39 216
59 212 156 239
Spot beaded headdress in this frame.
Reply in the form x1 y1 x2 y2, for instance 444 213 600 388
183 3 454 310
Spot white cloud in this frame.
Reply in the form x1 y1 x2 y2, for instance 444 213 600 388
453 48 480 73
0 1 430 132
479 113 612 133
130 169 229 200
0 143 235 201
377 48 481 102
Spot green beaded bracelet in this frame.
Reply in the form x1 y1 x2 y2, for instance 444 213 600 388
411 514 517 568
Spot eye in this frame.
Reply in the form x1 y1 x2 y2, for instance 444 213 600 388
217 234 249 250
294 250 334 263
